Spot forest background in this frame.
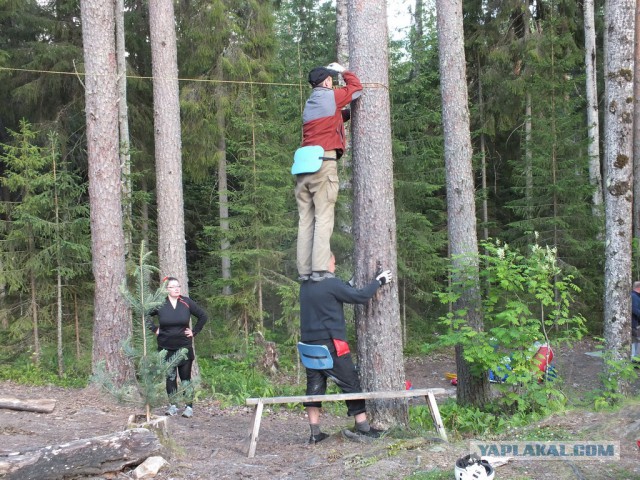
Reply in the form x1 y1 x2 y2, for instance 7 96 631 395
0 0 623 392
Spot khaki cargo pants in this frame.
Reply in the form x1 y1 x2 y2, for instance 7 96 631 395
295 150 338 275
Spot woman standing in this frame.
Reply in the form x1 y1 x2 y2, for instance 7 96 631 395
147 276 208 417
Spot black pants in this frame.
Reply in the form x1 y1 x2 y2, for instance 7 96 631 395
303 339 366 416
165 350 193 407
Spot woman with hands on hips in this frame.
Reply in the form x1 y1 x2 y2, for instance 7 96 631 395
146 276 208 418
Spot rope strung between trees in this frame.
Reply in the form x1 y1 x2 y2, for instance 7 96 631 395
0 66 389 90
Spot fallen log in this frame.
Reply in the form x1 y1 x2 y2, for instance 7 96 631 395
0 427 161 480
0 397 56 413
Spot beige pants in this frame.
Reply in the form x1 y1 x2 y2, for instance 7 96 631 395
295 151 338 275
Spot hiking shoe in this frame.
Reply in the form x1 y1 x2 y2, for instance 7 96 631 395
311 271 335 282
308 432 329 444
182 406 193 418
356 427 385 438
165 404 178 416
342 427 385 442
298 274 310 282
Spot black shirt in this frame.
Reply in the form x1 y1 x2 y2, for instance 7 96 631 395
300 277 380 342
147 296 208 351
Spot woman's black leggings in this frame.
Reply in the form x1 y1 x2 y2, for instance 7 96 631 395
166 358 193 406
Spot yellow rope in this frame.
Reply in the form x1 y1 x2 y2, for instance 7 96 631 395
0 66 388 90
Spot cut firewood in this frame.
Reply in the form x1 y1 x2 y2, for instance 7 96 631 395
0 427 161 480
0 397 56 413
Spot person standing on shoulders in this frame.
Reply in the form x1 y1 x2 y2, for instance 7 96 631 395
299 253 392 443
295 63 362 282
147 276 208 418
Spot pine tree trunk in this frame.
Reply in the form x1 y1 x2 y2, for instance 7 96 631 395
634 0 640 239
603 0 635 368
436 0 489 407
215 66 232 298
410 0 424 79
30 270 40 365
80 0 133 386
584 0 604 220
348 0 406 428
149 0 188 294
336 0 348 66
525 92 533 216
53 154 63 377
116 0 133 257
74 292 80 359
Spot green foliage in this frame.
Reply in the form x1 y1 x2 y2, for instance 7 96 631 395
0 359 86 388
92 346 190 411
120 241 167 358
199 356 299 406
592 345 638 410
405 470 451 480
0 121 90 371
435 238 585 415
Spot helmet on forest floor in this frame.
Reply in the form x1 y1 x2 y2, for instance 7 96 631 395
454 453 495 480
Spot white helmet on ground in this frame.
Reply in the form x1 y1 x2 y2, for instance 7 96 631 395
454 454 495 480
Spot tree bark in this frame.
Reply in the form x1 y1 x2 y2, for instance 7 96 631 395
348 0 407 428
603 0 635 367
634 0 640 239
584 0 604 220
115 0 133 257
149 0 189 294
0 428 160 480
215 64 231 298
80 0 133 386
436 0 489 406
336 0 349 66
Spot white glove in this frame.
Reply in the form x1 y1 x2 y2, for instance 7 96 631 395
376 270 393 286
326 62 346 74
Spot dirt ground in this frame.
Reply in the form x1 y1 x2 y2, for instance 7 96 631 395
2 338 640 480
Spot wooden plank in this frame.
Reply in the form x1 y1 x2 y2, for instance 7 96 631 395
246 388 446 406
425 391 448 442
246 401 264 458
0 397 56 414
244 388 449 458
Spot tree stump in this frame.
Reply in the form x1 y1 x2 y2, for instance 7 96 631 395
253 331 279 375
0 427 161 480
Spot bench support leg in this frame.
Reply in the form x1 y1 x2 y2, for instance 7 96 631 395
246 400 264 458
425 392 448 442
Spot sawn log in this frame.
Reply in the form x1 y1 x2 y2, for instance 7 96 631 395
0 427 161 480
0 396 56 413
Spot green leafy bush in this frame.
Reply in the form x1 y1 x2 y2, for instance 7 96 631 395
434 238 585 418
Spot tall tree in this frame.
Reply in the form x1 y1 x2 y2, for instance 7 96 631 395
634 0 640 239
148 0 188 292
115 0 133 257
80 0 133 385
348 0 406 427
584 0 604 220
603 0 635 366
436 0 489 406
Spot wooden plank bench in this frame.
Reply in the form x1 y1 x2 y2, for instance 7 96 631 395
245 388 448 458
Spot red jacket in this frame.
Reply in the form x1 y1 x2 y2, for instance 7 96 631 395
301 71 362 156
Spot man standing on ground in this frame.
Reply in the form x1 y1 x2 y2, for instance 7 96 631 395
295 63 362 282
299 253 392 443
